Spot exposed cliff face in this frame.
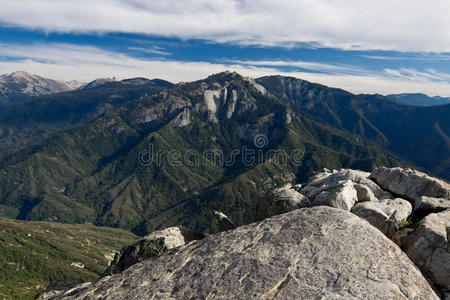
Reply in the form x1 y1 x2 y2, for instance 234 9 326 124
42 207 438 300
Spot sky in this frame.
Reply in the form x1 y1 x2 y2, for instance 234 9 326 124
0 0 450 96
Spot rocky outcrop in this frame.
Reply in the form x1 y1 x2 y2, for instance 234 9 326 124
354 183 377 202
36 279 88 300
264 168 413 236
211 210 237 233
269 167 450 297
311 180 358 211
351 198 412 237
370 167 450 200
169 107 191 127
48 207 438 299
39 166 450 299
268 183 311 214
103 226 204 275
414 196 450 217
304 168 392 200
401 210 450 295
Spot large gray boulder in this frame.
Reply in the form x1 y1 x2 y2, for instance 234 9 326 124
354 183 377 202
403 210 450 295
311 180 358 211
414 196 450 217
268 184 311 215
54 207 437 299
370 167 450 201
103 226 204 275
351 198 412 237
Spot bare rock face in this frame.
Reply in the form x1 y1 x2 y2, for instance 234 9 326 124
269 183 311 214
391 228 415 247
169 107 191 127
54 207 437 299
36 279 88 300
414 196 450 217
351 198 412 237
103 226 204 275
311 180 358 211
354 183 377 202
403 210 450 295
370 167 450 201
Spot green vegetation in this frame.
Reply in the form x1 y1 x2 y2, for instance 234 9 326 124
398 218 416 230
0 71 448 236
0 72 431 235
0 217 137 299
0 71 448 297
0 79 171 159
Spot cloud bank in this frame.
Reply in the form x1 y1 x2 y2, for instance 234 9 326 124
1 43 450 96
0 0 450 52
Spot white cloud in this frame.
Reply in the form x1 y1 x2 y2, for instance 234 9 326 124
1 43 450 96
361 54 450 61
127 46 171 56
384 68 450 82
0 0 450 52
226 59 370 76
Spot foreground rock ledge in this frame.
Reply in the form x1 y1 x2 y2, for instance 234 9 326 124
53 207 437 300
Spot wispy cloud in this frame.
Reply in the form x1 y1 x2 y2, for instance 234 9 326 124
128 46 171 56
225 59 370 76
362 54 450 61
0 0 450 52
384 68 450 82
1 43 450 96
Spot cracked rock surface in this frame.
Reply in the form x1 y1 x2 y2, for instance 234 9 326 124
370 167 450 201
53 207 437 300
402 210 450 294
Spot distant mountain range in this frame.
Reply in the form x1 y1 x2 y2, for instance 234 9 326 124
0 71 448 236
0 71 84 104
387 93 450 106
0 71 177 106
0 74 172 158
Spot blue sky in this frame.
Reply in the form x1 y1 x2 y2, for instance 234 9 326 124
1 0 450 96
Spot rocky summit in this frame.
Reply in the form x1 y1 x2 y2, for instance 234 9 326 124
38 166 450 299
266 166 450 298
41 207 438 300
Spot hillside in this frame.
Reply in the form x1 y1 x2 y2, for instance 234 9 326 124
0 78 172 158
0 218 137 299
257 76 450 179
0 72 448 235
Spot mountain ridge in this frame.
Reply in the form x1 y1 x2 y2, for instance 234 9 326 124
387 93 450 106
0 71 447 235
0 71 84 104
